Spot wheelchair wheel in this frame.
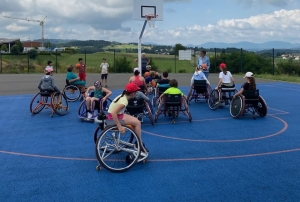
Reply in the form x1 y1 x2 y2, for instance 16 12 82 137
183 98 192 122
100 98 112 112
63 85 81 102
144 102 154 125
255 96 267 117
95 125 141 172
230 95 245 118
78 99 87 117
154 100 163 122
30 92 47 114
208 89 220 110
51 92 69 116
93 125 134 144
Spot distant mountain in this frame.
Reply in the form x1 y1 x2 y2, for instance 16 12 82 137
143 42 159 45
195 41 300 50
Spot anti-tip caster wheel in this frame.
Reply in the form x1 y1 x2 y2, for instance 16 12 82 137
96 165 102 171
143 159 148 164
172 120 175 124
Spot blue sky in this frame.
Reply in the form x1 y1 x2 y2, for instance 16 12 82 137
1 0 300 45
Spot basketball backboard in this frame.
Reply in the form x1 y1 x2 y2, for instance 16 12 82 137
179 50 192 60
133 0 163 21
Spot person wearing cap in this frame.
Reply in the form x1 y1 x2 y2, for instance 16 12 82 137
129 67 147 93
197 50 210 78
215 63 235 89
45 60 54 73
38 67 60 93
233 72 256 99
107 82 148 152
84 81 112 119
100 58 109 88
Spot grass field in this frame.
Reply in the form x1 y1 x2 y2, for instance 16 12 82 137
0 52 197 74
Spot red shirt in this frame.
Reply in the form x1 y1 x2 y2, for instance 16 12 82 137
79 63 86 74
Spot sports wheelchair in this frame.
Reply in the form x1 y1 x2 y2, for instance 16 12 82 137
94 115 148 173
186 80 212 104
230 89 267 119
78 92 112 121
125 97 154 125
151 85 169 107
154 94 192 123
208 85 237 110
30 89 69 117
63 79 86 102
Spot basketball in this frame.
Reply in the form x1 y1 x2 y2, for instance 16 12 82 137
150 80 156 87
75 63 81 69
201 64 207 69
144 72 150 77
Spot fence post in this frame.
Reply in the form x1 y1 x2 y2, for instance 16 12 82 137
272 48 275 75
174 54 176 73
214 48 217 73
56 49 58 72
240 48 243 73
28 51 30 73
114 49 116 72
0 52 2 73
85 50 87 66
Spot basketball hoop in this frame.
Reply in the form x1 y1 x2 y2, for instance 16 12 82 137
146 14 158 28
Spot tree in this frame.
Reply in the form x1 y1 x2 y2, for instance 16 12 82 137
15 41 24 53
28 49 38 59
1 44 8 52
10 44 20 55
173 43 186 55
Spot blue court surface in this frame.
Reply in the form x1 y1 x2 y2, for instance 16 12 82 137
0 82 300 202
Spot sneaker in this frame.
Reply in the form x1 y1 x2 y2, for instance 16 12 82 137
87 112 92 119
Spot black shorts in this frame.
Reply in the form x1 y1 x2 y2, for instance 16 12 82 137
101 74 108 80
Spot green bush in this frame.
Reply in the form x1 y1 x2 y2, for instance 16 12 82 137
28 49 38 59
10 45 20 55
114 56 132 73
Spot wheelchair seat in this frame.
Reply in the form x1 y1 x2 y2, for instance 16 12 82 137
40 89 54 96
243 89 259 105
193 80 207 94
126 98 145 115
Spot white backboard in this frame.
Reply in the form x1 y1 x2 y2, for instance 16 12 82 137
179 50 192 60
133 0 163 21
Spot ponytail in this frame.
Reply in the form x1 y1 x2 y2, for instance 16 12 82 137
114 90 126 103
222 67 227 75
249 77 256 90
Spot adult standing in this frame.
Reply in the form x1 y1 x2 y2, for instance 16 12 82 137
135 53 150 76
197 50 210 78
100 58 109 87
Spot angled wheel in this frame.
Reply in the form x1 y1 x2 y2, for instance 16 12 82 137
255 96 267 117
95 125 141 173
63 85 81 102
208 89 220 110
144 102 154 125
51 92 69 116
230 95 245 118
78 99 87 117
30 92 47 114
99 98 112 113
154 99 163 122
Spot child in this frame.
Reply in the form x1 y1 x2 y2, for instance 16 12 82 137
85 81 112 119
38 67 60 93
190 65 210 85
159 79 185 99
77 58 86 81
100 58 109 87
233 72 256 99
107 82 148 152
215 63 235 89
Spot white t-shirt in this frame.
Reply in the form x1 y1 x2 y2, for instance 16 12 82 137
219 71 232 84
100 63 109 74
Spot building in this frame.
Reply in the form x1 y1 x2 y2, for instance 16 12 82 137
0 38 20 53
22 41 42 52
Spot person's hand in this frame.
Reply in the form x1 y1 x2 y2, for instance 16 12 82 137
215 87 218 90
118 126 126 134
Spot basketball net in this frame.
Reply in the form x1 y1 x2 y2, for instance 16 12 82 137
146 14 158 28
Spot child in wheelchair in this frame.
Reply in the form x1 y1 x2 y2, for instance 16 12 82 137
233 72 256 99
215 63 235 104
85 81 112 120
191 65 210 85
66 64 86 94
107 82 148 152
38 67 60 93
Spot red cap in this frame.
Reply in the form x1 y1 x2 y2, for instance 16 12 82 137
125 83 140 93
220 63 226 69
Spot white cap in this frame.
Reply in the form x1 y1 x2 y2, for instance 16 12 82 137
244 72 254 78
133 67 139 73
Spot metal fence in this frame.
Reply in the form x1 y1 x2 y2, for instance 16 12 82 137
1 48 299 75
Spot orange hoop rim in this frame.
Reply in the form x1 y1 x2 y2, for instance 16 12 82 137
146 14 158 20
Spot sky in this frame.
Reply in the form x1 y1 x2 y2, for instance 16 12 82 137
0 0 300 46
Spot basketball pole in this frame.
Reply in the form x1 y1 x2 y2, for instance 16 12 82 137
138 20 148 73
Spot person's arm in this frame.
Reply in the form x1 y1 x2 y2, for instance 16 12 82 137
110 103 126 133
215 78 222 90
206 56 210 70
203 74 210 85
191 74 195 85
85 86 95 96
233 87 244 99
101 88 112 101
231 76 235 86
137 91 149 101
147 58 150 65
68 73 79 83
38 79 42 90
107 63 109 74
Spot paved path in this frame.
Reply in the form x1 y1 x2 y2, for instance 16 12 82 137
0 73 274 95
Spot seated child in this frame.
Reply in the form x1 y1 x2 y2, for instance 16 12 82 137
159 79 185 99
38 67 60 93
191 65 210 85
85 81 112 119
